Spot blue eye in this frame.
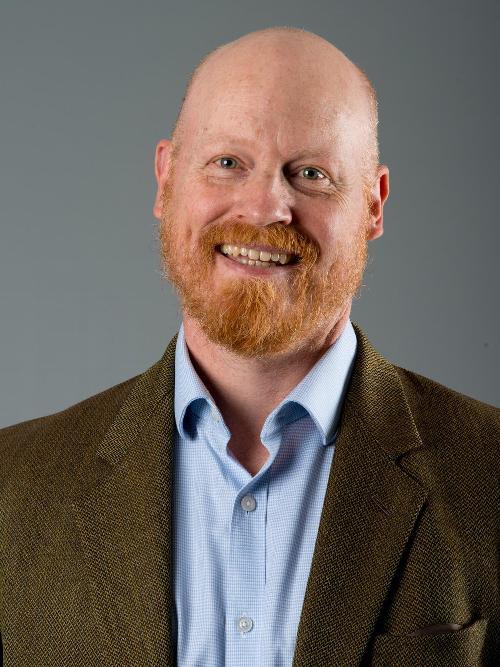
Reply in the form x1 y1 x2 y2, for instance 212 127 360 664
300 167 325 180
216 157 238 169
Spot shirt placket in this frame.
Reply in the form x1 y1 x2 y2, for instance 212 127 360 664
225 476 268 667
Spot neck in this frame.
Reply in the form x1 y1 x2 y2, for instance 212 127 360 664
181 304 352 441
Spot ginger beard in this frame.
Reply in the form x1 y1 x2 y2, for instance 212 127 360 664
158 177 371 360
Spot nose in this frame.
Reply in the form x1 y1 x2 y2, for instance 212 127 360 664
232 170 293 226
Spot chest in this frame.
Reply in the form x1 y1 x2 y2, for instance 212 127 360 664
226 436 270 476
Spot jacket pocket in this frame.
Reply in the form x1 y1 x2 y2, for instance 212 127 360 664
369 617 488 666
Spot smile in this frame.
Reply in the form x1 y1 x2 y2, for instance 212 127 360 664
216 250 296 275
217 243 300 268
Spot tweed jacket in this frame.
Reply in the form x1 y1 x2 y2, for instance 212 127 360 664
0 321 498 666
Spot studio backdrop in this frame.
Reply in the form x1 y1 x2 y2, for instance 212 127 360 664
1 0 498 427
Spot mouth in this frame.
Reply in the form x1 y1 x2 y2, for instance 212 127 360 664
216 243 301 268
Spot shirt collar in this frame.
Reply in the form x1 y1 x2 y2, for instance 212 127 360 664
174 319 357 446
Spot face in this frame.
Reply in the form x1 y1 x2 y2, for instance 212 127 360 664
156 57 379 359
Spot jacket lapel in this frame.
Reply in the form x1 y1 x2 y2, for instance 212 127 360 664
292 321 428 666
68 334 178 667
68 321 428 667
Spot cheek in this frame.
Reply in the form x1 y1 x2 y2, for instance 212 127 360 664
295 203 342 261
177 182 234 238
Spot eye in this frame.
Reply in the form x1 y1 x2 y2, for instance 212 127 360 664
214 156 239 169
299 166 327 181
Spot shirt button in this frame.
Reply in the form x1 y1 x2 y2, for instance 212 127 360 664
211 407 220 423
240 494 256 512
238 616 253 633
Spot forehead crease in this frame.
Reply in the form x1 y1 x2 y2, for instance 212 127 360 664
198 126 342 153
195 106 346 155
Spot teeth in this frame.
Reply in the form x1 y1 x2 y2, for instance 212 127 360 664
219 244 294 265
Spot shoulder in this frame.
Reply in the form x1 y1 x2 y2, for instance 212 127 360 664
394 363 499 426
0 373 140 489
393 364 499 470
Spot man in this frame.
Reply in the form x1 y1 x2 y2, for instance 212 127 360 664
0 26 498 667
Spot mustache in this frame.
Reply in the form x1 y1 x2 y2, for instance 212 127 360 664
198 219 320 265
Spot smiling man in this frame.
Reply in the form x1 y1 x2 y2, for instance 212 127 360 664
1 26 499 667
154 28 385 479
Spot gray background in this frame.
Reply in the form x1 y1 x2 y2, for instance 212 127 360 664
1 0 498 427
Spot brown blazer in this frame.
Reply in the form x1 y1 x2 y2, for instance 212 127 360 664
1 321 498 666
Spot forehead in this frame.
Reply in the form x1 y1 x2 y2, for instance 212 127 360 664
185 76 362 161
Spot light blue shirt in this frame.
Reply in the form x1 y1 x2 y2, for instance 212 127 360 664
172 319 358 667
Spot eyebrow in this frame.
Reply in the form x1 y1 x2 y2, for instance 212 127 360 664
201 134 335 161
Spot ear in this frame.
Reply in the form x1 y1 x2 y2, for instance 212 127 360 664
366 164 390 241
152 139 174 220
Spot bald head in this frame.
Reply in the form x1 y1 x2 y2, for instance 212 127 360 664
171 27 379 184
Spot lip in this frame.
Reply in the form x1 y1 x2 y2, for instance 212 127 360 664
215 248 296 276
